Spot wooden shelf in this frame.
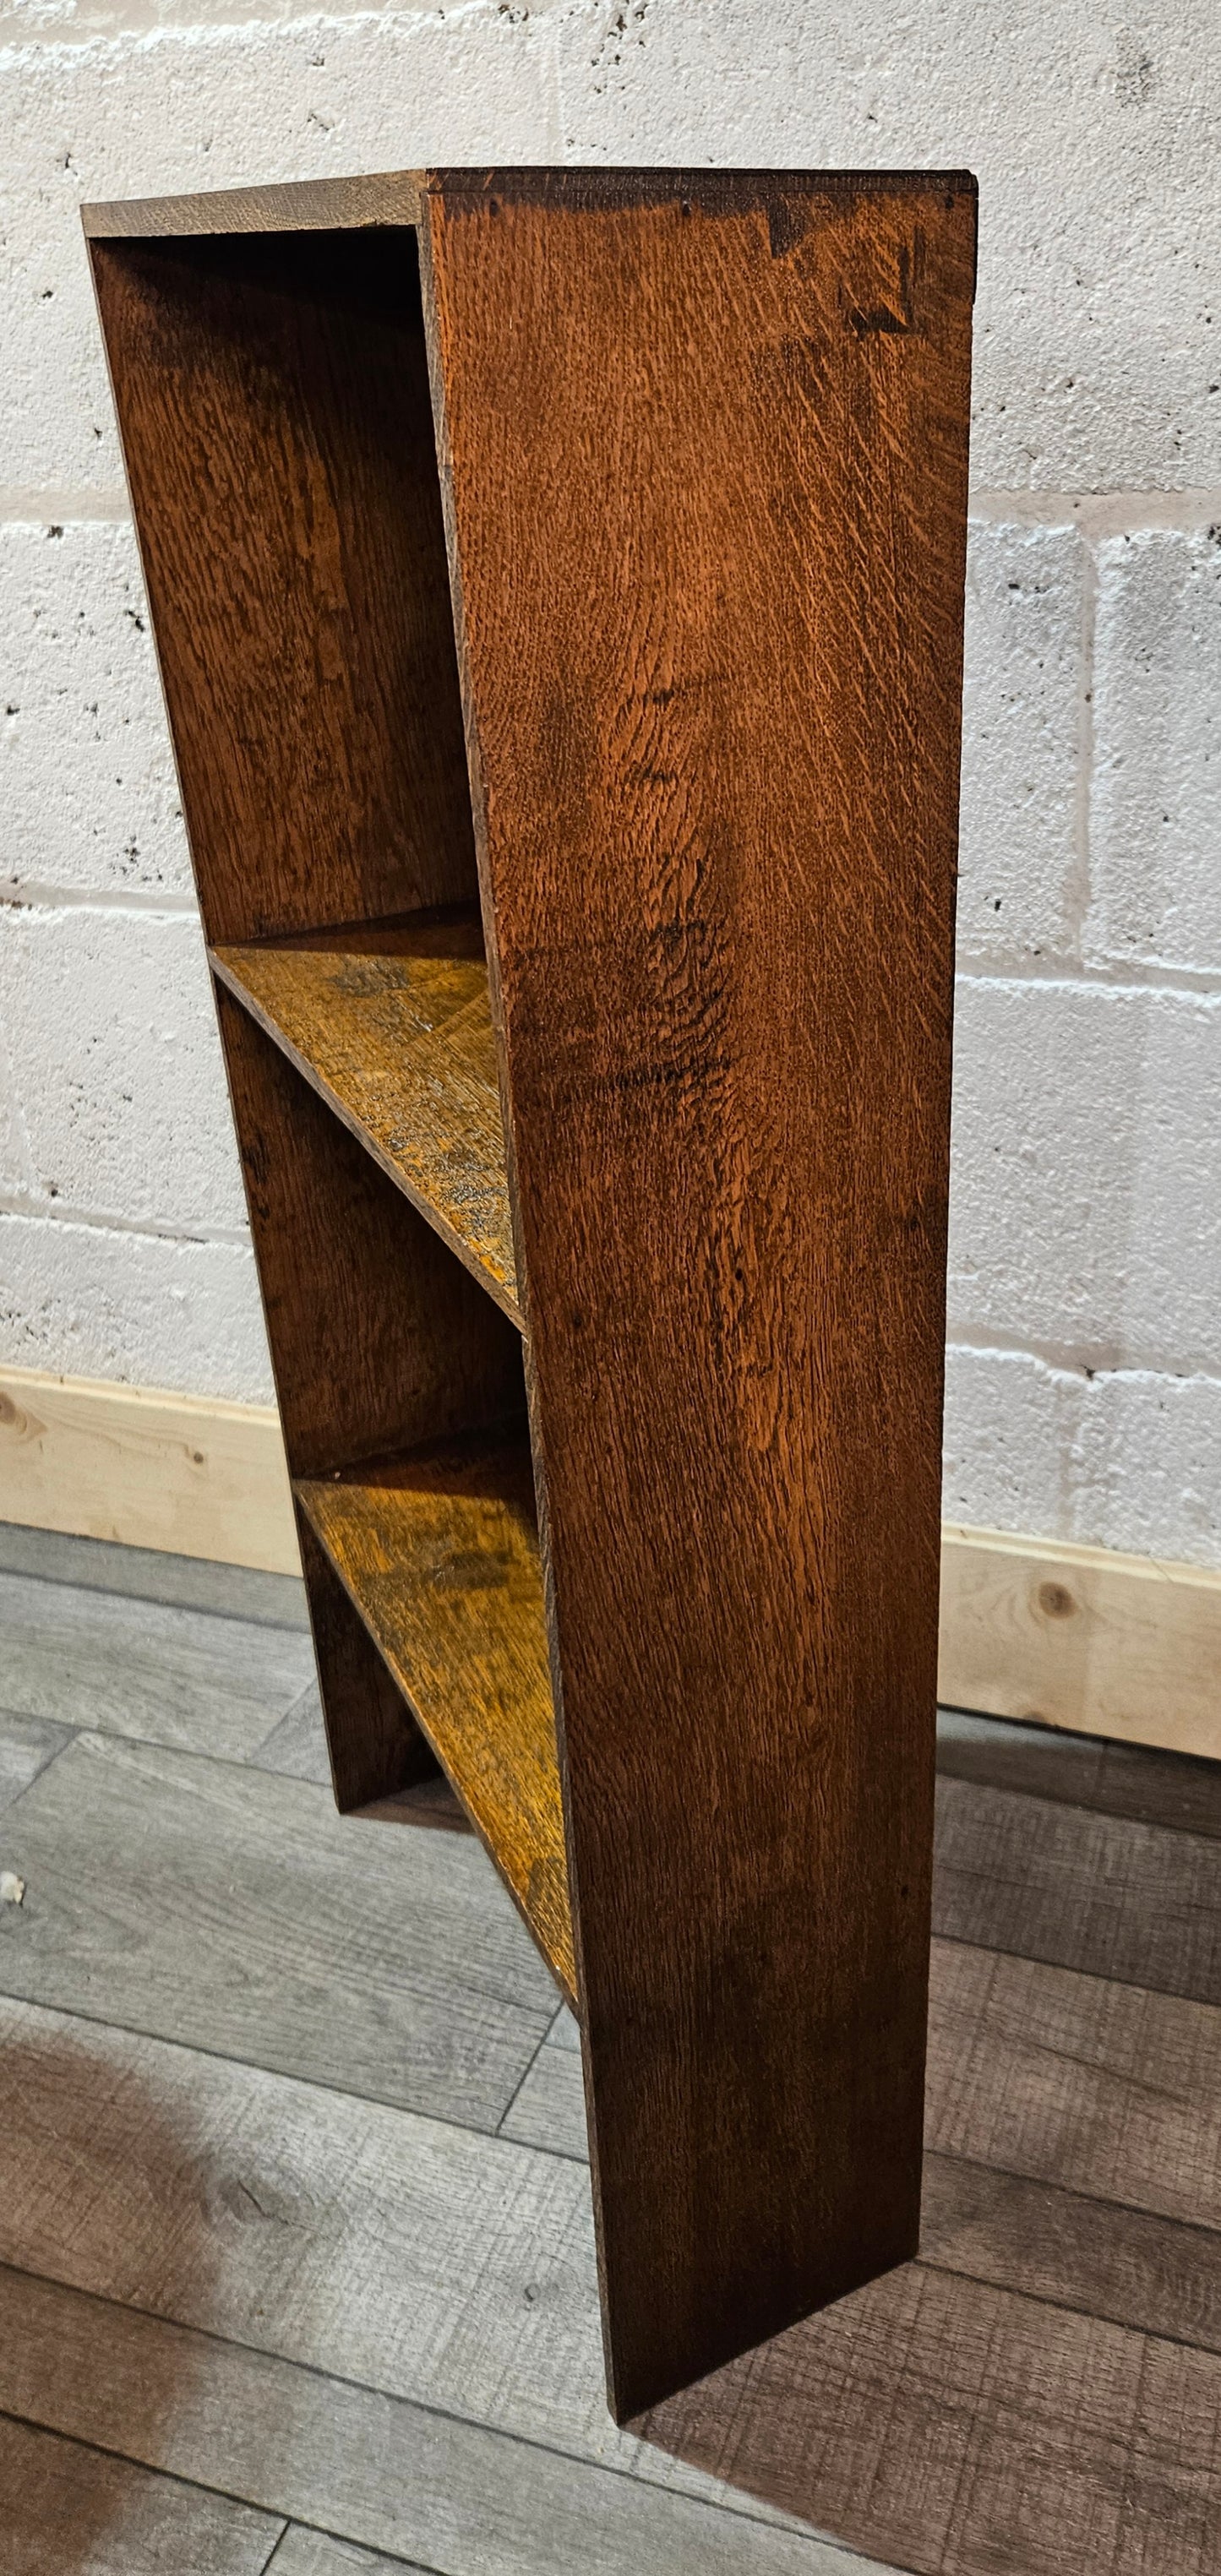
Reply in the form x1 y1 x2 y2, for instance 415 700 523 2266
211 910 521 1327
295 1430 573 1997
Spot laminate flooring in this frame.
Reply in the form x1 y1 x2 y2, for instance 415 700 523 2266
0 1519 1217 2573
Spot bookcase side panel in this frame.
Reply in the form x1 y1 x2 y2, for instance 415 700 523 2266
424 172 975 2417
90 226 477 944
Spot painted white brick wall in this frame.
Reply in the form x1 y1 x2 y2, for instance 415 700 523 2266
0 0 1218 1559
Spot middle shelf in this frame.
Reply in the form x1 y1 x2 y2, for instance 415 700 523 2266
211 906 521 1327
297 1427 575 1999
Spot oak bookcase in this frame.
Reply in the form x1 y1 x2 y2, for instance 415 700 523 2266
85 166 976 2421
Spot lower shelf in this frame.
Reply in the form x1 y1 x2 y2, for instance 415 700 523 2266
295 1430 575 2000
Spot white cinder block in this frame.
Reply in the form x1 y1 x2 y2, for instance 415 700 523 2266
1 7 559 488
0 1034 33 1194
0 520 189 896
553 0 1221 490
1087 527 1221 976
0 1208 273 1399
949 977 1221 1365
957 522 1084 965
0 906 246 1231
942 1343 1086 1538
1072 1366 1221 1566
943 1343 1221 1565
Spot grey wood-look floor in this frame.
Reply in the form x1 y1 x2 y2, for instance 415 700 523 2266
0 1522 1218 2574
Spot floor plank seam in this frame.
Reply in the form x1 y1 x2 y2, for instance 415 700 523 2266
0 1988 559 2149
0 2256 836 2542
924 2144 1221 2252
911 2250 1221 2361
494 2002 575 2139
931 1923 1221 2009
0 1558 309 1637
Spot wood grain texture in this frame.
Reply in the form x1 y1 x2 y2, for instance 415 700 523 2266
927 1935 1221 2231
918 2151 1221 2357
0 1361 299 1575
215 936 522 1484
499 1996 1221 2358
0 1513 308 1626
213 911 519 1321
424 167 976 2411
0 1563 313 1757
642 2254 1221 2576
0 1707 73 1815
0 1729 554 2126
294 1514 441 1812
940 1522 1221 1759
269 2533 427 2576
215 988 524 1806
934 1771 1221 2005
0 2412 282 2576
296 1433 572 1996
83 172 423 238
0 2267 874 2576
5 1973 1220 2576
89 224 475 943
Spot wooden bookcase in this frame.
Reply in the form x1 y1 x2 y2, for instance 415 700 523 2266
84 166 976 2421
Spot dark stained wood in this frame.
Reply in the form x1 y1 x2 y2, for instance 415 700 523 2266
89 225 477 943
90 164 976 2426
295 1514 440 1813
83 172 424 238
213 911 519 1322
423 168 976 2413
296 1433 573 1999
215 987 523 1477
215 989 524 1805
935 1771 1221 2005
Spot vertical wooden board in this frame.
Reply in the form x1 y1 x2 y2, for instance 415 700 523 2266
296 1512 442 1811
90 225 477 942
423 169 975 2414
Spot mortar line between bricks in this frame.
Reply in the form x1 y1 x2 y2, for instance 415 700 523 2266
968 487 1221 531
6 487 1220 531
0 885 199 918
0 493 130 523
953 956 1221 998
946 1332 1221 1386
1067 530 1098 955
0 1189 253 1250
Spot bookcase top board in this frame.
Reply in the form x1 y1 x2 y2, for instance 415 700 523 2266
82 163 977 239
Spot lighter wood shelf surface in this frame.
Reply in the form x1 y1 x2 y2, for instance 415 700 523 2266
211 911 521 1326
295 1430 573 1997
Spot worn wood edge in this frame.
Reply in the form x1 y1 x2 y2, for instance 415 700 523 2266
2 1370 1213 1763
293 1473 577 2008
79 166 977 242
0 1364 299 1577
80 172 424 238
939 1522 1221 1759
209 951 525 1332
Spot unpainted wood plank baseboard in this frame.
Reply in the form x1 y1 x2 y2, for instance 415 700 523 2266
0 1364 1216 1758
938 1521 1221 1761
0 1364 298 1577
